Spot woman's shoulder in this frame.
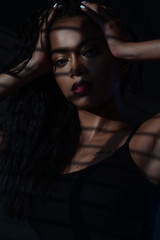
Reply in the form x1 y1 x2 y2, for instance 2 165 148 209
129 113 160 185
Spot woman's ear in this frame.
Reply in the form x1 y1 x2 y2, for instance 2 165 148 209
120 61 130 73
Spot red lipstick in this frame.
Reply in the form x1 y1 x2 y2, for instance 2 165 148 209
71 80 93 96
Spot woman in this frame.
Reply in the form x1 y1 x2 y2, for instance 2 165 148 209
0 1 160 239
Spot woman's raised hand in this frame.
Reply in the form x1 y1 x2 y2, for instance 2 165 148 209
0 5 61 100
80 1 160 61
80 2 127 59
29 5 61 75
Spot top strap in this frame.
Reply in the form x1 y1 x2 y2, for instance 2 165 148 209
124 126 140 146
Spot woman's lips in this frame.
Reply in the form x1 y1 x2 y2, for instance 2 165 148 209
71 80 93 96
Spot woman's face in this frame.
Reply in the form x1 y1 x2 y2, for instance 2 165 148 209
49 16 121 110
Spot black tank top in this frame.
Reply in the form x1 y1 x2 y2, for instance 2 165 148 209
24 131 160 240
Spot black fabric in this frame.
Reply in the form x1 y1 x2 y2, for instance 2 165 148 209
0 199 39 240
0 130 160 239
23 133 160 240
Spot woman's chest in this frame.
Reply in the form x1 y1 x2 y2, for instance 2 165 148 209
25 155 156 240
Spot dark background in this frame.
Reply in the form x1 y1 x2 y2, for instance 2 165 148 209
0 0 160 239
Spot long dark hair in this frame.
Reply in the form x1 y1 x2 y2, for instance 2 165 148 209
0 0 87 218
0 0 128 218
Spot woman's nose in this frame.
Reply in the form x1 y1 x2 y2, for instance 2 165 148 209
69 56 88 78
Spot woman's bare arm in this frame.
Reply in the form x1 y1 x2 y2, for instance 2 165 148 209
80 2 160 61
0 6 60 101
106 37 160 61
0 65 42 100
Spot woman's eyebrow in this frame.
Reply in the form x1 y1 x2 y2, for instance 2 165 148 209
51 37 102 56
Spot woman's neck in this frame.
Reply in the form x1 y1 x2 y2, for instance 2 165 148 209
77 97 132 143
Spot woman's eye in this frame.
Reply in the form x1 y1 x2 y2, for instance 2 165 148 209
83 48 97 57
54 59 68 68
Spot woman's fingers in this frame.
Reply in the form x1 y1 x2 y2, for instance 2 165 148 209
37 5 62 51
38 6 59 42
80 2 106 28
80 2 121 38
81 1 118 21
41 6 60 32
80 2 121 39
33 6 62 74
80 1 128 58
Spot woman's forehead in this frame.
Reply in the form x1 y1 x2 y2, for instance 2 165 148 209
50 16 104 49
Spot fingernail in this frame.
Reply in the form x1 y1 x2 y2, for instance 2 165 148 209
53 3 57 8
80 4 86 9
81 1 87 3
